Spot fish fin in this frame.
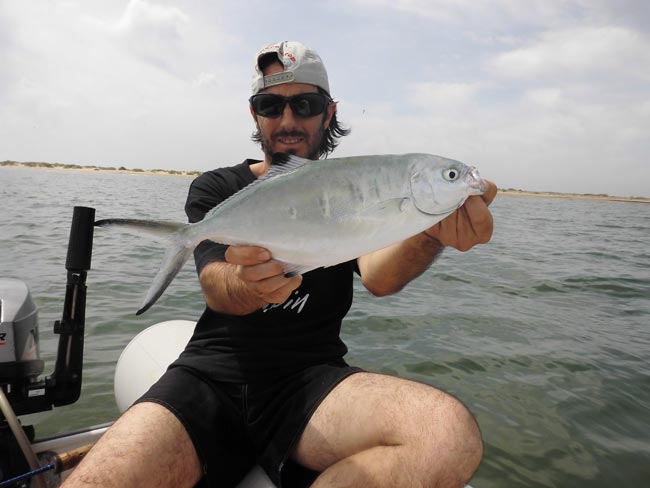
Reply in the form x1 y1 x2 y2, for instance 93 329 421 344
95 218 194 314
204 153 313 221
95 219 186 240
268 153 311 177
136 234 194 315
355 198 413 221
278 261 317 277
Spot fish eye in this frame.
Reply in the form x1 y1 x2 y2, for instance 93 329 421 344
443 168 460 181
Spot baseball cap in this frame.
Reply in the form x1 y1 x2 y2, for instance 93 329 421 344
251 41 330 95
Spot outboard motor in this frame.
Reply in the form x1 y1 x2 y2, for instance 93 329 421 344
0 280 46 486
0 280 44 389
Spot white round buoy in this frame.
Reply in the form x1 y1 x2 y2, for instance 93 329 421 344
114 320 196 413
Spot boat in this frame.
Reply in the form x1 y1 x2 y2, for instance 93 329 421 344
0 207 276 487
1 206 474 487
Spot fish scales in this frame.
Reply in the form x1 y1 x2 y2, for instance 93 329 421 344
192 156 411 265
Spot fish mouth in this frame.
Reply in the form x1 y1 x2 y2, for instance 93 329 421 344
466 166 486 195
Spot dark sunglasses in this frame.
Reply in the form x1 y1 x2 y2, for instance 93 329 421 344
249 93 331 118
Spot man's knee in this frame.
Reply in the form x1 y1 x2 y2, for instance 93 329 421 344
448 397 483 470
418 392 483 484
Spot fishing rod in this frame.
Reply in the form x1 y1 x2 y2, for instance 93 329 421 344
0 445 92 487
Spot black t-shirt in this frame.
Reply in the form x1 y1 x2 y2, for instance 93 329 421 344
175 160 355 382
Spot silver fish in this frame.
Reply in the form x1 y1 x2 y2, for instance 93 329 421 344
96 152 486 314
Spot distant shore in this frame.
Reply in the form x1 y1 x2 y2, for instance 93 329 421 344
498 189 650 204
3 160 648 203
1 160 200 178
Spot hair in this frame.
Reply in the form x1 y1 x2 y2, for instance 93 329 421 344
251 54 351 158
315 87 352 158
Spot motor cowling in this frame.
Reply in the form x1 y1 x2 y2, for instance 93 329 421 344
0 278 44 384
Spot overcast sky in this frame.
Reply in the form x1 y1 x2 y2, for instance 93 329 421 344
1 1 648 196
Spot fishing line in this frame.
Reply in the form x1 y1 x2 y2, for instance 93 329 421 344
0 389 47 488
0 464 54 487
0 444 93 487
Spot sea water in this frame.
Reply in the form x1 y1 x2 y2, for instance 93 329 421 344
1 167 649 487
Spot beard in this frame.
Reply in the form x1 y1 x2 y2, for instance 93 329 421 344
260 129 322 160
253 113 328 161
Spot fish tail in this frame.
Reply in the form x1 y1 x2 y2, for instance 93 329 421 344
136 238 194 315
95 218 194 314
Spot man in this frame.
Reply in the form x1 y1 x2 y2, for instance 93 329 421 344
63 41 496 488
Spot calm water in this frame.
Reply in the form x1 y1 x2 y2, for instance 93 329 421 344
1 167 649 487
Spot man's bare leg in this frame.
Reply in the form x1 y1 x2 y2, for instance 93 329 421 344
292 373 482 488
61 402 202 487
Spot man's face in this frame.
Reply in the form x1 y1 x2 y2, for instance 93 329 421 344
251 63 336 160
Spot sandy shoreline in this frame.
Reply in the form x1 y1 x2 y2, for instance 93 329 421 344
1 161 199 178
3 161 648 203
498 190 650 204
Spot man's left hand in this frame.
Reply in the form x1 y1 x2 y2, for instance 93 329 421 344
424 180 497 252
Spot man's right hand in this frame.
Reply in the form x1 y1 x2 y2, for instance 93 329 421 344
199 246 302 315
224 245 303 305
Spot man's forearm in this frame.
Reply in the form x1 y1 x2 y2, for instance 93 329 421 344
358 232 444 297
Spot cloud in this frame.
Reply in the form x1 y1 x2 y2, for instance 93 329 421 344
0 8 14 104
351 0 650 32
106 0 190 74
0 0 253 171
193 72 219 88
490 26 650 82
408 82 485 110
353 0 520 24
341 89 650 196
113 0 189 34
523 88 565 108
337 23 650 198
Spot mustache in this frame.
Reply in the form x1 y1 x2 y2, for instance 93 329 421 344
272 130 308 140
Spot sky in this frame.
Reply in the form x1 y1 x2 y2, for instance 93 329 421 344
1 0 649 197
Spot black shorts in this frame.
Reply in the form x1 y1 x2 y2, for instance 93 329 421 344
136 362 362 488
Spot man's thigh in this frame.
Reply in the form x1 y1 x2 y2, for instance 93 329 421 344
62 402 202 487
291 372 478 472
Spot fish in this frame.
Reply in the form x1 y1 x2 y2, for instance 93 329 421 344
95 152 486 314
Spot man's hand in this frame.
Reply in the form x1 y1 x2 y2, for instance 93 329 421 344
224 246 303 305
424 180 497 251
199 246 302 315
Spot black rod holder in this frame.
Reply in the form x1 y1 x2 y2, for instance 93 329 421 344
47 206 95 406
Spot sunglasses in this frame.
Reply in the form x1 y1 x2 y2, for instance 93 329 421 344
249 93 331 118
